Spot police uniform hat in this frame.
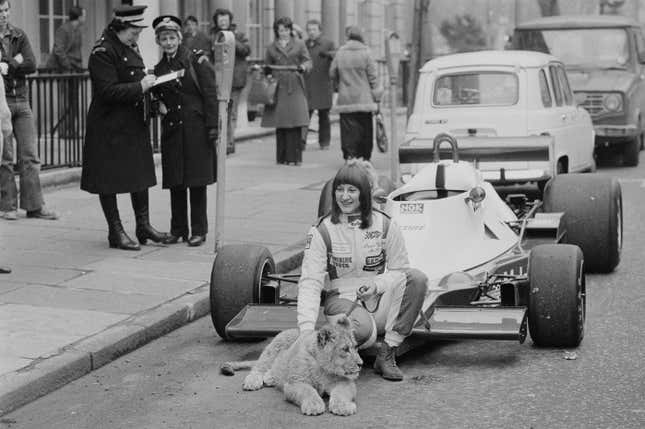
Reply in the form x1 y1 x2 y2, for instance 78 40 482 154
153 15 182 34
113 5 148 28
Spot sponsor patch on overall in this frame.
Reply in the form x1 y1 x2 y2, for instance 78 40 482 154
400 202 424 215
331 255 352 269
363 230 381 240
363 250 385 272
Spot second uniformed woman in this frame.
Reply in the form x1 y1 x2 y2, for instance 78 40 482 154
152 15 218 247
81 5 168 250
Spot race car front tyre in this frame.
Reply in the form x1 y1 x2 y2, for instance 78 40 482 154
210 244 275 340
543 174 622 273
528 244 585 348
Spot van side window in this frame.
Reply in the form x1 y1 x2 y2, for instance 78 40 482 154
556 66 573 105
549 65 563 106
635 29 645 63
539 69 552 107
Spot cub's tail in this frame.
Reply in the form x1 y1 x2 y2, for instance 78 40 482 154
220 360 257 376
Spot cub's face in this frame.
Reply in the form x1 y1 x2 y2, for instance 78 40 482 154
316 318 363 380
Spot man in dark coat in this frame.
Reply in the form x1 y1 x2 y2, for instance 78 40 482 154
211 9 251 155
0 0 57 220
304 20 335 150
182 15 210 53
153 14 218 247
81 5 168 250
46 5 85 139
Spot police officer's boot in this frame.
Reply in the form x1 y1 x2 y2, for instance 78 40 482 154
373 342 404 381
99 194 140 251
130 191 169 245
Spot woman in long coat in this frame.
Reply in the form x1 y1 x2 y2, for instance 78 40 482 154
330 26 382 161
261 16 311 165
152 15 218 247
81 5 168 251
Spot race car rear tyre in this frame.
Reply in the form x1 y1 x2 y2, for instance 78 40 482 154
210 244 275 340
528 244 585 347
623 137 640 167
317 179 333 218
543 174 622 273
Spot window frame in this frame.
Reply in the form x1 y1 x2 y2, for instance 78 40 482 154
39 0 78 65
548 65 563 107
538 68 553 108
431 71 520 108
556 65 574 106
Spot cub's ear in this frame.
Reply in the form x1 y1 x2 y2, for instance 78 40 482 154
317 326 335 348
336 315 351 329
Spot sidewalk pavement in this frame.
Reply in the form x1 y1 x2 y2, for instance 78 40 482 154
0 111 408 415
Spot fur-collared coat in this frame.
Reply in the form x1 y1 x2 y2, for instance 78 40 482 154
260 37 312 129
330 40 382 114
304 36 335 110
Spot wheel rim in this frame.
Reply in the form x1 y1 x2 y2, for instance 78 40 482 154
256 259 273 303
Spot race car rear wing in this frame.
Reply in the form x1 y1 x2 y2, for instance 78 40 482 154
399 135 554 165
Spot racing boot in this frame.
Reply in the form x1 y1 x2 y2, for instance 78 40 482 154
373 342 404 381
131 191 169 245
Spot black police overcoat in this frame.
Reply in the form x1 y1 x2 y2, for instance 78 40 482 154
80 29 156 195
153 46 217 188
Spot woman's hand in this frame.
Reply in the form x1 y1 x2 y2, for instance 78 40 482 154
140 74 156 93
356 282 378 300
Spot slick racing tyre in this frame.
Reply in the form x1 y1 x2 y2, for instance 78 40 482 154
543 174 622 273
528 244 585 347
210 244 275 340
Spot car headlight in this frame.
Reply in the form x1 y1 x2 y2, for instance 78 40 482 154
603 93 623 112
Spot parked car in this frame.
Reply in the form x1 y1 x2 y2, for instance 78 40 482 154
210 134 622 351
404 50 596 189
513 15 645 166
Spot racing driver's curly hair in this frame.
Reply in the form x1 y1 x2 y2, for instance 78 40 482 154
330 160 373 229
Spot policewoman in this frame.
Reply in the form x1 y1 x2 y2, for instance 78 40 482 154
81 5 168 250
152 15 218 247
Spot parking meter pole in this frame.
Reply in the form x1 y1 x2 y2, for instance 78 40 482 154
385 31 402 186
212 31 236 252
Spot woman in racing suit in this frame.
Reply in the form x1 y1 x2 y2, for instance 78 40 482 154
297 161 428 381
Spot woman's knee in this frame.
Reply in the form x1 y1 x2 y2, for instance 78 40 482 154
404 268 428 298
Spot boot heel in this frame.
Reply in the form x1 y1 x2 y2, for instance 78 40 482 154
137 235 148 245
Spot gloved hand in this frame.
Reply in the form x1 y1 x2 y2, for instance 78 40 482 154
296 64 305 74
356 282 378 300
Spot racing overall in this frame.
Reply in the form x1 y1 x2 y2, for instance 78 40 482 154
297 210 428 348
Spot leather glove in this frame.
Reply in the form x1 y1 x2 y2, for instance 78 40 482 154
296 64 305 74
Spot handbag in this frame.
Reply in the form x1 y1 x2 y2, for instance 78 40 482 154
374 106 388 153
248 74 278 106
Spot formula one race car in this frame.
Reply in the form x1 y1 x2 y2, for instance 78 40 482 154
209 134 622 349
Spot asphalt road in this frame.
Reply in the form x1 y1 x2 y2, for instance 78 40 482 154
2 156 645 429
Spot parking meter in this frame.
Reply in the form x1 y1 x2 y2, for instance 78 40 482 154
212 30 235 251
385 31 402 185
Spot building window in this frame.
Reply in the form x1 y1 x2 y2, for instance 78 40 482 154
39 0 78 65
247 0 262 60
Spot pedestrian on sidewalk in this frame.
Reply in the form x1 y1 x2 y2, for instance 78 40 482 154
0 33 13 270
304 20 335 151
330 26 382 161
0 0 58 221
297 161 428 381
152 15 218 248
80 5 169 251
210 9 251 155
261 16 311 166
182 16 210 53
46 5 85 139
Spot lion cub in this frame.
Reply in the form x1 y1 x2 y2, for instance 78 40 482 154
221 316 363 416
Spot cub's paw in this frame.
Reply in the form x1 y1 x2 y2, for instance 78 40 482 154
300 396 326 416
242 372 264 391
263 373 277 387
329 399 357 416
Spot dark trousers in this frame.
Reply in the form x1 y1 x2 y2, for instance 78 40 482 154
308 108 330 148
339 112 373 161
276 127 302 164
169 185 207 237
